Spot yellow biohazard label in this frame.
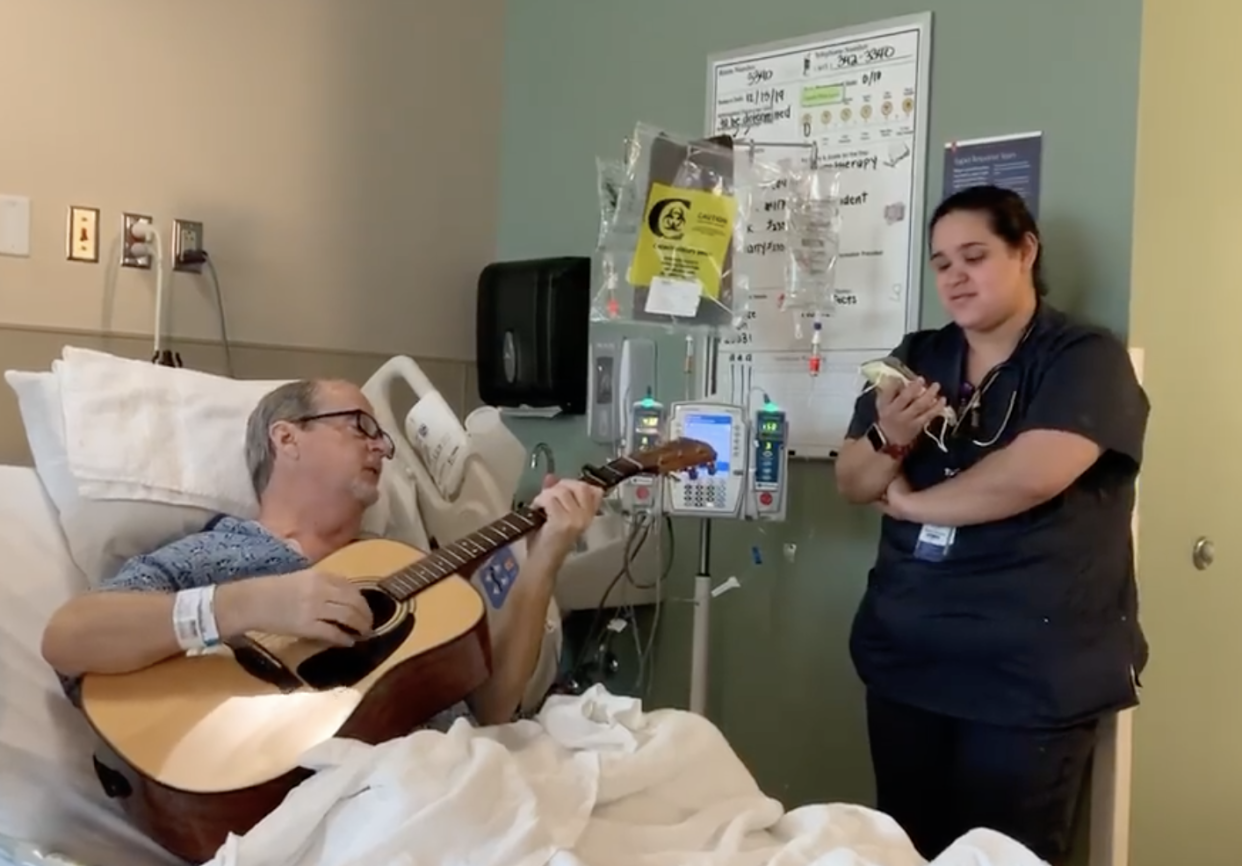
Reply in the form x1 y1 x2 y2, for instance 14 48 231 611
628 183 735 298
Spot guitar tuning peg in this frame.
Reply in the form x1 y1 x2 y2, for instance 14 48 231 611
686 467 699 481
706 462 717 476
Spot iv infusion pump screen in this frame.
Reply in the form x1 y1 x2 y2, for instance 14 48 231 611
682 413 733 474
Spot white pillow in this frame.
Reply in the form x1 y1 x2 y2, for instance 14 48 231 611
5 368 223 584
4 360 394 585
5 364 76 513
58 347 287 515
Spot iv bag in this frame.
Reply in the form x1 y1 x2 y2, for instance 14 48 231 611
783 166 843 316
591 121 744 332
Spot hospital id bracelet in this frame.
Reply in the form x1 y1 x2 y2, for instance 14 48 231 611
172 586 222 652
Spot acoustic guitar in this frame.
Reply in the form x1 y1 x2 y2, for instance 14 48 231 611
79 438 715 863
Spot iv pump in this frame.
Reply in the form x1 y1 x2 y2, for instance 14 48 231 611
661 397 789 523
748 401 788 519
621 392 665 514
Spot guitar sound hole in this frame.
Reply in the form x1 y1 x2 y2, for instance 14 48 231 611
362 587 399 631
296 588 414 690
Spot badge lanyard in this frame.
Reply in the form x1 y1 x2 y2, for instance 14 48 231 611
913 313 1036 561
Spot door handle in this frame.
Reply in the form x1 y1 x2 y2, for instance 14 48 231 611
1192 537 1215 571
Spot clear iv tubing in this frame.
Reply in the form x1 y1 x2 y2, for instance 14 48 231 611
683 334 694 399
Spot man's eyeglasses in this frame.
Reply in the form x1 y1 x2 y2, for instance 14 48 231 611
295 409 395 459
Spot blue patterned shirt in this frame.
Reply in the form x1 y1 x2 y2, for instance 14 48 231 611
64 515 474 730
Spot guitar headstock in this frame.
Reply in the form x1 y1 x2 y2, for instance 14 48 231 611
585 437 717 489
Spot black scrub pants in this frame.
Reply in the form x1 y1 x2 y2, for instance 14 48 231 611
866 691 1098 865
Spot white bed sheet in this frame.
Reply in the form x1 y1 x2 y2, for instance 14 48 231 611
0 466 178 866
208 686 1044 866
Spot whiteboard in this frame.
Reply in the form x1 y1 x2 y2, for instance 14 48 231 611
706 13 932 458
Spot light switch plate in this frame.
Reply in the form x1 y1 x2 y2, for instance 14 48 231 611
0 194 32 257
67 206 100 262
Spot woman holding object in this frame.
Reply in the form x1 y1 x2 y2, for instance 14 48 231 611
835 185 1149 864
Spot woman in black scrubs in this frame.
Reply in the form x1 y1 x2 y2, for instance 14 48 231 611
834 185 1149 864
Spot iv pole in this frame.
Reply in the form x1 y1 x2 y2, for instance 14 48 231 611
689 519 713 715
688 332 718 716
685 138 815 717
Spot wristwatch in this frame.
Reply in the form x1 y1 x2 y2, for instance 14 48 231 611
866 423 911 461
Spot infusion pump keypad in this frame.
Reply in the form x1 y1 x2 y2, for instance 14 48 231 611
679 477 730 509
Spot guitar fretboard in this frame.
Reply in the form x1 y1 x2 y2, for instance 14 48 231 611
379 507 546 600
377 457 638 602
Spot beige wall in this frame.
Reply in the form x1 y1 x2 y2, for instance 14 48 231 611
0 0 503 360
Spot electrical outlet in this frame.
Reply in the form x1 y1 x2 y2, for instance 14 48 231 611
66 206 100 263
172 219 204 273
121 212 153 269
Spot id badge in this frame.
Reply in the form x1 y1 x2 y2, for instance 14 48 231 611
913 524 956 562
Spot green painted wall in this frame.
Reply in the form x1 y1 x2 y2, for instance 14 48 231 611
495 0 1142 812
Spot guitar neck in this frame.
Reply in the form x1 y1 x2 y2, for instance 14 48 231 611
378 456 635 602
379 507 546 601
375 438 712 602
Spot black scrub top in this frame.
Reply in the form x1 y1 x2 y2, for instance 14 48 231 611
846 304 1150 729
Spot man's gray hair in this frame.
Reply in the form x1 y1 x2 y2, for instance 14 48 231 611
245 380 320 496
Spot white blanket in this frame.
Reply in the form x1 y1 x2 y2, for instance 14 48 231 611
57 347 287 515
205 687 1045 866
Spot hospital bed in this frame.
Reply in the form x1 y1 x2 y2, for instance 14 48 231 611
0 464 180 866
0 348 1049 866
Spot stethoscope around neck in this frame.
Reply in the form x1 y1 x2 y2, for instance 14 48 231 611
911 365 1018 453
918 362 1021 453
940 309 1038 450
951 371 1018 448
916 311 1039 453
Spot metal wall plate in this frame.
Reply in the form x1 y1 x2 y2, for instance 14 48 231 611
172 219 204 273
121 212 153 269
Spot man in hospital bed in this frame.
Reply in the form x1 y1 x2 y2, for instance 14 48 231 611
38 378 602 728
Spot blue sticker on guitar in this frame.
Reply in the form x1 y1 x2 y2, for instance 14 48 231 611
480 545 520 609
